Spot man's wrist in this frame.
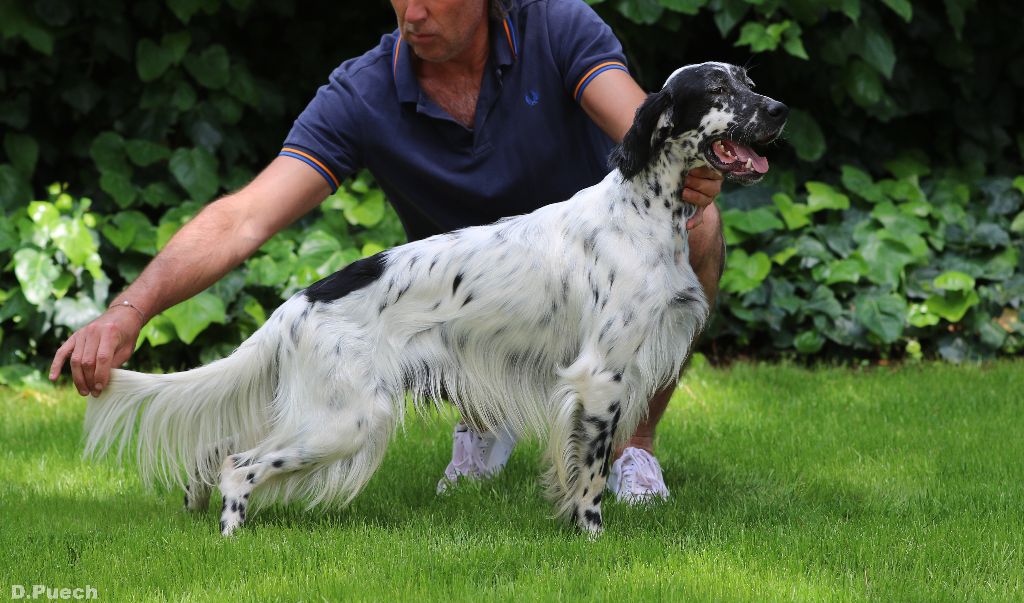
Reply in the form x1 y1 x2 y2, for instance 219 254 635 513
108 299 147 324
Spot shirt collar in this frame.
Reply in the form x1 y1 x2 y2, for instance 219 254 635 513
392 14 518 105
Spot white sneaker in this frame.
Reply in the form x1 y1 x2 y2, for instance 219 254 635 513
436 424 516 494
606 447 670 504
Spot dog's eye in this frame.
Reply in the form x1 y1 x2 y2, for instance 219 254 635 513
711 86 726 95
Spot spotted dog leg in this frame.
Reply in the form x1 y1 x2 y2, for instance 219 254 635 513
183 440 233 513
569 398 622 536
217 402 376 536
548 361 625 537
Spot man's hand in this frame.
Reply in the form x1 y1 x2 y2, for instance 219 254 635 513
49 305 145 396
682 166 724 230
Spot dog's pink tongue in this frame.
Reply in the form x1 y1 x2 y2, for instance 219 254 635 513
724 140 770 173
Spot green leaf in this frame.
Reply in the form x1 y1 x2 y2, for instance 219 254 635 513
125 139 171 166
885 153 930 179
840 0 861 21
782 25 809 60
243 297 266 326
907 303 939 328
840 165 888 203
772 193 809 229
851 25 896 79
926 290 979 323
53 295 103 330
169 147 219 203
13 247 60 305
4 132 39 177
805 181 850 211
135 38 173 82
162 31 192 64
167 0 203 23
720 249 771 294
99 170 137 207
736 22 779 53
1010 210 1024 233
858 235 915 287
806 285 842 319
102 211 153 252
138 314 177 348
713 0 750 36
794 330 825 354
141 182 180 207
0 164 32 209
52 217 99 267
771 246 797 265
1011 175 1024 196
184 45 231 89
659 0 706 14
844 60 883 107
346 190 386 227
879 0 912 21
721 207 784 234
933 271 975 292
823 257 867 285
171 80 197 111
89 131 128 174
782 109 826 162
854 293 906 343
162 292 227 344
615 0 664 24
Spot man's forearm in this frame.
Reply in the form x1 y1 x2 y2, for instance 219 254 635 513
114 195 269 321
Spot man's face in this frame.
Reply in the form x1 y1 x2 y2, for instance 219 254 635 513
391 0 488 63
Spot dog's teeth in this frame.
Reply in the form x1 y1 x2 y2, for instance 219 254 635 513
745 158 753 169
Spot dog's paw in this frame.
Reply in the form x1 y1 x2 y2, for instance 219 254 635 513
218 496 248 536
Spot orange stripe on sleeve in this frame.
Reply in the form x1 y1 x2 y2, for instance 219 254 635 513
573 61 627 101
281 147 340 189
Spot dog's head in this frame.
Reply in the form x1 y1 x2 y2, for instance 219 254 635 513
611 62 788 185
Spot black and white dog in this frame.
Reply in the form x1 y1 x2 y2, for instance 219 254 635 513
84 62 787 536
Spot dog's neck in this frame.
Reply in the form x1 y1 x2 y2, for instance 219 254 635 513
615 134 706 249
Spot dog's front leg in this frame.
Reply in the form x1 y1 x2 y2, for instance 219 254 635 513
548 358 624 536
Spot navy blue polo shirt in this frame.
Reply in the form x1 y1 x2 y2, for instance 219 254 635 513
281 0 629 241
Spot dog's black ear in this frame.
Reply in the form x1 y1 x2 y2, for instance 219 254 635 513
609 90 674 180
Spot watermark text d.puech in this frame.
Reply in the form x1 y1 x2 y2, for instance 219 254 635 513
11 584 98 600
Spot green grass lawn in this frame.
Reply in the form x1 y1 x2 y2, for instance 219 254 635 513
2 361 1023 602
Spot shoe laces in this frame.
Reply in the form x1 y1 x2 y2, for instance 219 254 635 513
618 447 667 495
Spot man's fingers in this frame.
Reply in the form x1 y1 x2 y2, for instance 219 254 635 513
688 166 724 181
683 176 720 204
682 187 714 207
92 328 120 395
69 333 90 396
79 332 103 395
49 336 75 381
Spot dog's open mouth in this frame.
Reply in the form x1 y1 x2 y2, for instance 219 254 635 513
706 139 770 181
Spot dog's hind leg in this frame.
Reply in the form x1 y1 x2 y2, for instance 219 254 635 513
547 357 625 536
184 439 234 513
216 398 387 536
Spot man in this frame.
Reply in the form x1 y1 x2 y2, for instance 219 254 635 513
50 0 724 502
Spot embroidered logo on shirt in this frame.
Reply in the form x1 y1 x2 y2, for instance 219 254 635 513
525 90 540 106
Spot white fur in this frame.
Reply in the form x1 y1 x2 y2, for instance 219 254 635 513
84 68 724 537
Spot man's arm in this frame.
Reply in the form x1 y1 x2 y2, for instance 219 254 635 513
50 157 332 396
578 69 723 229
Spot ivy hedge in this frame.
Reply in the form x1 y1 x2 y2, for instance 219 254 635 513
0 0 1021 382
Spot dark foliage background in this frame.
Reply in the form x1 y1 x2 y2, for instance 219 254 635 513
0 0 1021 383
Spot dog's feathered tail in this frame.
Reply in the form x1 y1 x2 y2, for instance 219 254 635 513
83 308 282 490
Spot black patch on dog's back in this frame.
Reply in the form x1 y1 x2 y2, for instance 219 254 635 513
304 253 387 303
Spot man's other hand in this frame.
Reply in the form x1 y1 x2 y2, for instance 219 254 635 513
681 166 724 230
49 305 145 397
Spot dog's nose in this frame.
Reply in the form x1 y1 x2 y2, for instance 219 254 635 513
767 101 789 119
